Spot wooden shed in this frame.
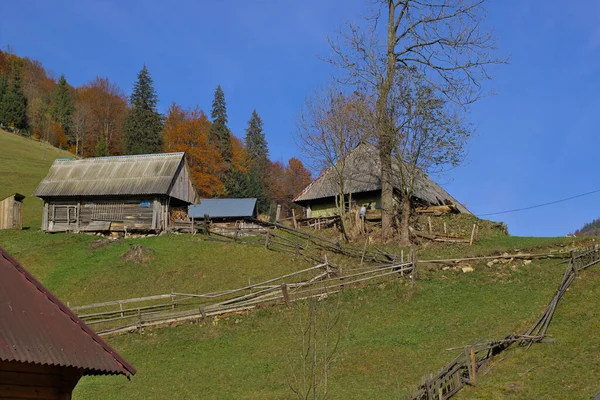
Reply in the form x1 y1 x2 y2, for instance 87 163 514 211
0 247 135 399
293 142 471 218
0 193 24 230
33 152 198 233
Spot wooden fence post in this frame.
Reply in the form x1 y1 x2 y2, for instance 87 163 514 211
469 347 477 385
428 216 432 233
137 308 142 335
265 231 270 250
469 224 476 246
292 209 298 229
199 306 207 319
281 284 291 307
570 249 577 275
411 247 417 287
443 222 447 234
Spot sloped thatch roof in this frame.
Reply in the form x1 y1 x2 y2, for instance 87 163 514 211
33 152 196 204
293 143 470 214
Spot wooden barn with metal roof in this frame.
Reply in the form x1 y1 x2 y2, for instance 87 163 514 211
0 246 135 399
33 152 198 233
293 142 470 218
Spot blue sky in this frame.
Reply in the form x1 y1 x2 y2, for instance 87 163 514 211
2 0 600 237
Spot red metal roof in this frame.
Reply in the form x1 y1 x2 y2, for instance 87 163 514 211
0 247 135 376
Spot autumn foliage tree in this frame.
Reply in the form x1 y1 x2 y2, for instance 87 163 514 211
164 103 225 197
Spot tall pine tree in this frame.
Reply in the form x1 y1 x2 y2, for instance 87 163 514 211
0 68 27 131
209 85 232 163
244 110 269 212
0 74 7 127
123 65 163 154
50 75 74 138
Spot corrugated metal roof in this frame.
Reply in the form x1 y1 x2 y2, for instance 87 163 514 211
33 152 185 199
0 247 135 376
188 198 257 218
293 143 471 214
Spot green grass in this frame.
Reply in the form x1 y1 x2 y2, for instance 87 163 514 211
72 252 599 399
0 129 73 227
0 129 598 399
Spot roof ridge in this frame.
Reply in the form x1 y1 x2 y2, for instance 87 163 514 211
0 248 136 376
55 152 184 162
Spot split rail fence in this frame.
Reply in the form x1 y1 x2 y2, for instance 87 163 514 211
408 244 600 400
72 258 416 337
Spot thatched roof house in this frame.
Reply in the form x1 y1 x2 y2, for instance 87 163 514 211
33 152 198 233
293 142 470 217
0 247 135 399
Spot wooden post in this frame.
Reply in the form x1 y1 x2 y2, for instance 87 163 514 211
475 224 479 241
469 224 476 246
428 216 432 233
120 302 124 317
443 222 447 234
292 209 298 229
570 249 576 275
276 204 281 221
360 236 368 265
410 247 417 286
281 284 291 307
469 347 477 385
265 231 270 250
137 308 142 335
199 306 207 319
401 249 404 263
191 216 195 235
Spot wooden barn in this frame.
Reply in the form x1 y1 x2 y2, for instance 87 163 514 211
0 193 24 230
0 247 135 399
293 142 471 218
33 152 198 233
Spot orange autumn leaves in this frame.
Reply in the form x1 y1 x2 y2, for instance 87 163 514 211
164 104 226 197
164 102 312 210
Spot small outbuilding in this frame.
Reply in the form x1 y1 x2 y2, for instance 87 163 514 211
188 198 258 221
293 142 471 217
33 152 198 233
0 193 25 230
0 246 135 399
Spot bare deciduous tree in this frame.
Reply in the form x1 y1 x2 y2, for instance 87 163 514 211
328 0 504 242
296 84 373 241
287 297 346 400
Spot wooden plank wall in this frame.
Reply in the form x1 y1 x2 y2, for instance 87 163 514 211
0 361 82 400
0 196 22 230
44 196 173 232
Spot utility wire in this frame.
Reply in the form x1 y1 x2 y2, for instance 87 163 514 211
476 188 600 217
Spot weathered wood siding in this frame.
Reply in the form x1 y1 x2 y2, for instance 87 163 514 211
168 159 198 205
42 196 168 233
0 196 23 230
0 360 82 400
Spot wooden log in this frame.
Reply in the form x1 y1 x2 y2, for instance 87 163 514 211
469 224 476 246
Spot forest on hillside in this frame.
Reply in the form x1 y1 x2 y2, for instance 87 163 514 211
0 50 311 215
574 218 600 237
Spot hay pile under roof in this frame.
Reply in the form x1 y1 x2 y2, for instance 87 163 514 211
293 143 470 214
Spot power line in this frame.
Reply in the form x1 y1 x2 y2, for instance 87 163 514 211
476 188 600 217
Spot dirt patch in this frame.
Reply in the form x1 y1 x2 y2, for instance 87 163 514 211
88 238 122 252
121 245 155 265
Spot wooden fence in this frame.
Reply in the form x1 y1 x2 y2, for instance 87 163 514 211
408 244 600 400
72 258 416 337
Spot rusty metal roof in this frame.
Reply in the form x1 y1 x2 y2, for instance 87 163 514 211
0 247 135 376
293 142 470 214
33 152 186 200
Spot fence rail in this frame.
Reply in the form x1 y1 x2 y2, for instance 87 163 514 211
73 259 415 336
408 244 600 400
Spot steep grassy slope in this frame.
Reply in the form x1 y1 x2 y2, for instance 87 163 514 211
0 130 74 227
0 129 598 398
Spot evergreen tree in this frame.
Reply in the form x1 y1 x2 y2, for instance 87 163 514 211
0 74 7 126
123 65 163 154
50 75 74 137
95 134 110 156
244 110 270 212
245 109 268 163
209 85 232 163
1 69 27 130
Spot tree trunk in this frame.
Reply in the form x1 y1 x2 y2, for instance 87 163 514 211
378 1 398 239
399 193 411 245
